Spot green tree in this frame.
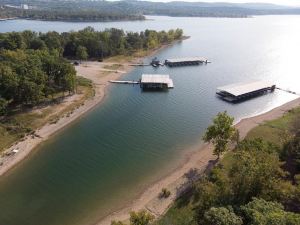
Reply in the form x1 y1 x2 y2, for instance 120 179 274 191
76 45 88 62
242 198 300 225
130 210 154 225
229 139 286 204
203 207 242 225
0 98 8 115
0 63 19 101
203 111 236 159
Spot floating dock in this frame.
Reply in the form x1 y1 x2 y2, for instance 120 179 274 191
109 74 174 90
165 57 209 67
109 80 139 84
216 80 276 102
140 74 174 90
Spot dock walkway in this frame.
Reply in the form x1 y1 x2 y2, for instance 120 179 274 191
109 80 139 84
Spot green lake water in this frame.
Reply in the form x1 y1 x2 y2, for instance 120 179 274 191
0 15 299 225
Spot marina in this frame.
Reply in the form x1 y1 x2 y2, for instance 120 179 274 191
217 80 276 102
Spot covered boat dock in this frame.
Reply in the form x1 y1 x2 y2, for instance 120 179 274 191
217 80 276 102
165 57 209 67
140 74 174 90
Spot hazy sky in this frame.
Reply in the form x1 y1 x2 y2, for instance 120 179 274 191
147 0 300 7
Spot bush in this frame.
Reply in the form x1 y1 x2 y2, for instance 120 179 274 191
159 188 171 199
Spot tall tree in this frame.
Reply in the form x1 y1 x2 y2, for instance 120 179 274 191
203 111 236 159
76 45 88 62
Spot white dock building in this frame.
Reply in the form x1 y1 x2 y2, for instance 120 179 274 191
217 80 276 102
140 74 174 90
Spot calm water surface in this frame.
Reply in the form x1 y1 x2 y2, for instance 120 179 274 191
0 16 299 225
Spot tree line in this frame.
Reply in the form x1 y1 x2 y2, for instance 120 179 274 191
0 7 145 22
2 1 300 20
149 111 300 225
0 27 183 114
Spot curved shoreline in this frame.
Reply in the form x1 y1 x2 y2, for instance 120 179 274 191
0 39 186 178
97 96 300 225
0 65 121 177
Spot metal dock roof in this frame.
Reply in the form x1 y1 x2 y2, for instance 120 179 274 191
217 80 274 97
165 57 207 63
141 74 174 88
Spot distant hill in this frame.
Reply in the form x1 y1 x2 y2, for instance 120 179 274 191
1 0 300 21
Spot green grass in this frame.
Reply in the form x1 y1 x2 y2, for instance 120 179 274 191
154 192 197 225
246 107 300 147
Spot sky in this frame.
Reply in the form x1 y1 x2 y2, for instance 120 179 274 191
146 0 300 7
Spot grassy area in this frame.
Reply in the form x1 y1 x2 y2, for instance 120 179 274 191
155 106 300 225
103 64 124 70
104 48 161 63
0 76 94 153
155 198 197 225
246 107 300 147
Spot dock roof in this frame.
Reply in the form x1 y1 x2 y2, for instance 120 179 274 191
141 74 174 88
217 80 274 97
141 74 170 84
165 57 207 63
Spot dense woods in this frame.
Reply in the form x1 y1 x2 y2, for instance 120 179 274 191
156 111 300 225
0 27 183 114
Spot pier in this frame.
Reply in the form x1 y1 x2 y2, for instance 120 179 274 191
165 57 209 67
109 80 139 84
217 80 276 102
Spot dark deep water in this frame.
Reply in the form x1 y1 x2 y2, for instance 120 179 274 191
0 16 299 225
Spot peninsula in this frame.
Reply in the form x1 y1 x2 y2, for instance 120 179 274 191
0 27 185 176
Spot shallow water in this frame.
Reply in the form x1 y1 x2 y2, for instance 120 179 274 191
0 16 299 225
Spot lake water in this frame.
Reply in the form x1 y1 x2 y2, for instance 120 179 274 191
0 16 299 225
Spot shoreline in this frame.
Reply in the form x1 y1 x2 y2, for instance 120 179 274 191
0 39 186 177
97 96 300 225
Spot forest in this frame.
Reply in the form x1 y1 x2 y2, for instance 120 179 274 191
0 27 183 115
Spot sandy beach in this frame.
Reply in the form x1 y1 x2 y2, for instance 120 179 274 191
98 96 300 225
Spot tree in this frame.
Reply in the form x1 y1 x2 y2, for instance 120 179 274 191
242 198 300 225
229 139 286 204
203 207 242 225
76 45 88 62
111 210 154 225
129 210 154 225
0 98 8 115
203 111 236 159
